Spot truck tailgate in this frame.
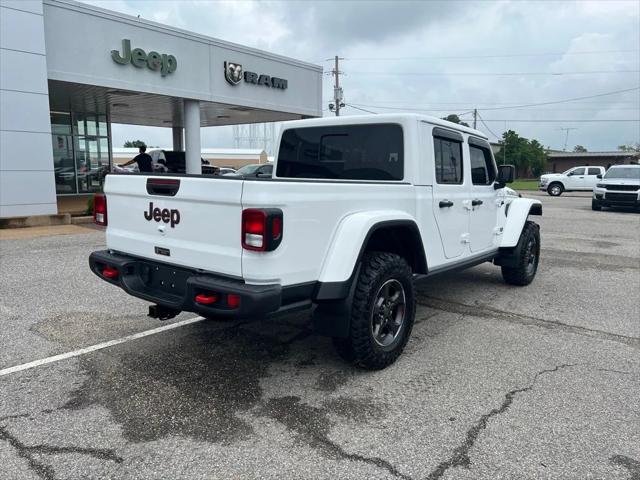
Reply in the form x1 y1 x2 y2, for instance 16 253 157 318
104 175 243 277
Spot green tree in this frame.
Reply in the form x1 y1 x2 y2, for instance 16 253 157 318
493 130 546 178
528 139 546 177
442 114 469 127
573 145 588 153
123 139 146 148
618 143 640 152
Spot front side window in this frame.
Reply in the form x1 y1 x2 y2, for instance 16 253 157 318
434 137 463 184
571 167 586 175
588 168 601 175
469 145 496 185
276 124 403 181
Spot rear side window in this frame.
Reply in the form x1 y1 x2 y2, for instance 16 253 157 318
588 168 601 175
434 137 463 184
469 145 496 185
276 124 403 180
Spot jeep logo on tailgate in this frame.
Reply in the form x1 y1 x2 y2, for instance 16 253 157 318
144 202 180 228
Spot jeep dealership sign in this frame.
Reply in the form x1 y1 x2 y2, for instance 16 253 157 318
111 39 177 77
224 61 288 89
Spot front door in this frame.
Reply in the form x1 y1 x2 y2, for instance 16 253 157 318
566 167 586 189
468 141 499 252
431 132 469 259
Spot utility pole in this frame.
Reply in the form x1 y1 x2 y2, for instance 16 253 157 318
329 56 344 116
472 108 478 129
560 127 577 151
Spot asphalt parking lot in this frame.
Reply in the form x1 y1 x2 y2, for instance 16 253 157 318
1 192 638 480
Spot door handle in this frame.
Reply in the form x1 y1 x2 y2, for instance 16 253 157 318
439 200 454 208
471 199 483 206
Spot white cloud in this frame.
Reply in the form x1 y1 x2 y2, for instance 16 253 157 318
83 0 640 151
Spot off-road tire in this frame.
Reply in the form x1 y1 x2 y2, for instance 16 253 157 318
501 221 540 286
547 182 564 196
333 252 416 370
591 200 602 211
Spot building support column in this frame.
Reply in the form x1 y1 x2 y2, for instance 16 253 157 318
184 100 201 174
172 127 184 151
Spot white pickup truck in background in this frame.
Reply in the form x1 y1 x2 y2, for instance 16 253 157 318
592 164 640 211
90 114 542 369
539 165 605 196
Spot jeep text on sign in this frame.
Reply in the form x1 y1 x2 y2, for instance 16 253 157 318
111 39 177 77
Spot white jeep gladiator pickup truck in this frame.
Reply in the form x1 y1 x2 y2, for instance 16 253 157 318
90 114 542 369
539 166 605 196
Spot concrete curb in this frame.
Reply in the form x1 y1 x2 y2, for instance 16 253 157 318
71 215 94 225
0 213 71 229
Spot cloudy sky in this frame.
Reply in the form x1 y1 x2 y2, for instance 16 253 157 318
84 0 639 152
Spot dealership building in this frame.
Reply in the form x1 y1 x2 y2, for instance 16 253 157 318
0 0 322 218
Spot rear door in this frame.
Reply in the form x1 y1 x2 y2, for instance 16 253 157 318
586 167 602 189
104 174 244 277
468 138 499 252
431 128 470 259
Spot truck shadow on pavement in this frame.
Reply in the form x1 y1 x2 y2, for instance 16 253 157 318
61 314 388 449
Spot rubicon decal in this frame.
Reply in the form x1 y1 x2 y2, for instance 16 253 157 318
144 202 180 228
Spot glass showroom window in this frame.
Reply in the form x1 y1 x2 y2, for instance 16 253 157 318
75 113 110 194
51 112 76 194
51 112 111 195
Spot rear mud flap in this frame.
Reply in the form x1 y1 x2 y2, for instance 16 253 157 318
311 264 360 338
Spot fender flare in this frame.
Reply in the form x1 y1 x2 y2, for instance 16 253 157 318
500 198 542 248
314 211 425 301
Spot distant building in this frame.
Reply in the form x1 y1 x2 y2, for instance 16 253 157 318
545 151 639 173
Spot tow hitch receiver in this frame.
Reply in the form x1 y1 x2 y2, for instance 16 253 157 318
148 304 181 321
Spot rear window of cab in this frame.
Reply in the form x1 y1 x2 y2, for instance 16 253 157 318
276 123 404 181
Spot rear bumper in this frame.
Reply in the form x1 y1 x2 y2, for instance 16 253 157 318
89 250 282 318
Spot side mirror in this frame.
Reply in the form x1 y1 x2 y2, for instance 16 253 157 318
597 174 602 179
495 164 515 189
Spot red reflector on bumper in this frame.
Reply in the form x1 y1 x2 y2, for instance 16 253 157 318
227 294 241 308
102 266 119 279
195 294 218 305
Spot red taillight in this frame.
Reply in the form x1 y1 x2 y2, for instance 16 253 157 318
102 265 118 279
242 208 283 252
195 293 218 305
271 217 282 240
94 194 107 226
227 294 241 308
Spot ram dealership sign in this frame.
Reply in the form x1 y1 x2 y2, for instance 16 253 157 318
111 39 177 77
224 61 288 89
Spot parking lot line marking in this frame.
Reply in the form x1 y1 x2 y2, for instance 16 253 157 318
0 317 206 378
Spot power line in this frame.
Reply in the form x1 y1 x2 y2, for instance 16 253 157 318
331 49 640 61
350 86 640 113
476 111 501 140
346 69 639 77
346 104 378 114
